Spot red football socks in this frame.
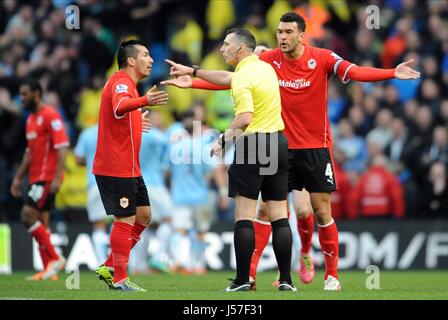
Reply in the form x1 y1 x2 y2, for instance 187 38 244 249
109 221 133 283
38 229 53 269
104 222 147 271
249 219 272 280
318 219 339 280
29 222 59 261
297 213 315 255
130 222 146 249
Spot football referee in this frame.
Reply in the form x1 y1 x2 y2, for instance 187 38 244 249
165 28 296 292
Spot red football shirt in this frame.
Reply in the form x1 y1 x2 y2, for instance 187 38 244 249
93 70 144 178
26 105 69 183
260 46 353 149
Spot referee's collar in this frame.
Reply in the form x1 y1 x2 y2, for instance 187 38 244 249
235 54 258 72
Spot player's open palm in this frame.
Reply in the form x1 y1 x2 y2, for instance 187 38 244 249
395 59 421 79
146 85 168 106
160 75 193 88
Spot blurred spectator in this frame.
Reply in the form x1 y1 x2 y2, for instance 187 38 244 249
54 150 88 222
381 84 401 111
421 126 448 166
266 0 293 35
328 82 347 124
294 0 330 45
380 17 410 68
418 78 442 115
330 147 352 220
366 108 394 151
438 99 448 125
244 7 276 48
337 119 368 173
206 0 234 41
385 117 410 173
82 17 116 55
76 74 105 130
348 154 405 219
351 29 380 66
170 11 203 64
0 87 25 220
418 162 448 219
403 106 434 182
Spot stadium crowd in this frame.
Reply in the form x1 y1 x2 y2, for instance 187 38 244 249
1 0 448 230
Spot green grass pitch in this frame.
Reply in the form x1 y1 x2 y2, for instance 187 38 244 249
0 271 447 300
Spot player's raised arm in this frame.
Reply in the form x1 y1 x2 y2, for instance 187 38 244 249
161 75 231 91
331 52 421 83
115 85 168 117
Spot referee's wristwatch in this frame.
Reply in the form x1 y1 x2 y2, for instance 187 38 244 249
192 65 201 77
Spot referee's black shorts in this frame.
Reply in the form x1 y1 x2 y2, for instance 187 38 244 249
228 131 288 201
288 147 338 193
95 175 150 216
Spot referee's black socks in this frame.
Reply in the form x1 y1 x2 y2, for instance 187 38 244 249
271 218 293 284
233 219 255 284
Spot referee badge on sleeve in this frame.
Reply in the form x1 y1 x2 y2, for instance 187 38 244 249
119 197 129 208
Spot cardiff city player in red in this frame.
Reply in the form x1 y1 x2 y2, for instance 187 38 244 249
162 12 420 291
93 39 168 291
11 79 69 281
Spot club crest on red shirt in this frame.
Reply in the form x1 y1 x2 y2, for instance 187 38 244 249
308 59 316 69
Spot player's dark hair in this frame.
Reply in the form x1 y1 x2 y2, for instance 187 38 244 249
280 12 306 32
21 79 42 97
117 39 148 69
225 28 256 51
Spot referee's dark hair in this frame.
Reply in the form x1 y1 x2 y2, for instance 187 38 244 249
21 79 43 97
226 28 256 51
117 39 148 69
280 12 306 32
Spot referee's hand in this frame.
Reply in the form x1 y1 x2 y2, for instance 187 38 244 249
146 85 168 106
165 59 193 77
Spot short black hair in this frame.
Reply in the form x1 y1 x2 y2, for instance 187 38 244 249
225 28 256 51
21 79 42 97
117 39 148 69
280 12 306 32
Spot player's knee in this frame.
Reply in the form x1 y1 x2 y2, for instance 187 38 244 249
294 203 313 218
314 204 332 225
21 209 37 228
257 203 269 221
